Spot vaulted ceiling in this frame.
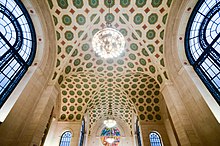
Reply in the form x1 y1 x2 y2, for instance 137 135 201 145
47 0 172 132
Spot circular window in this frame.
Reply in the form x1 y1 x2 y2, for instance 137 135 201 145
185 1 220 104
0 0 36 107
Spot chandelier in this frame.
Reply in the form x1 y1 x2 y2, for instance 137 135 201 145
104 103 116 128
103 104 117 144
92 0 125 58
104 119 116 128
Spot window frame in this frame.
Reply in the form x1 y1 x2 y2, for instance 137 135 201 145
0 0 36 108
59 131 72 146
78 118 85 146
136 119 142 146
149 131 163 146
185 0 220 105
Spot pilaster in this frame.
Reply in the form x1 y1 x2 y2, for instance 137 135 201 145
161 82 201 146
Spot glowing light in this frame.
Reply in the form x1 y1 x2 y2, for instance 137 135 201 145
104 119 116 128
92 27 125 58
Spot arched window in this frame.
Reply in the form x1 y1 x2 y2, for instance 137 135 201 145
149 131 162 146
59 131 72 146
0 0 36 108
185 0 220 104
136 119 142 146
78 118 85 146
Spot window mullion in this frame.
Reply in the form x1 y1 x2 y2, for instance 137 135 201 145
0 31 11 48
0 31 27 67
12 49 28 67
209 51 220 67
5 14 24 27
194 31 220 67
209 32 220 46
193 51 207 68
0 53 13 71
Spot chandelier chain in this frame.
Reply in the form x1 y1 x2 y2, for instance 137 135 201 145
106 0 112 27
92 0 125 58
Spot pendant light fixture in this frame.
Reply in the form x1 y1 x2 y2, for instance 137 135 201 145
104 103 116 128
92 0 125 58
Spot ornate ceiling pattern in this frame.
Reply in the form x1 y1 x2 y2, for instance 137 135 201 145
47 0 172 132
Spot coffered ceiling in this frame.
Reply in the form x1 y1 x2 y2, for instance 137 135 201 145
47 0 172 132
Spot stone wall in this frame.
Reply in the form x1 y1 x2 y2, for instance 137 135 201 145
164 0 220 145
0 0 56 145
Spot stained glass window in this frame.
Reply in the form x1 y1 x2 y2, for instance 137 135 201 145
0 0 36 108
59 131 72 146
100 127 120 146
149 132 162 146
185 0 220 104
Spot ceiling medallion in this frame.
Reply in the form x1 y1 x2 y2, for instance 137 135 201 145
92 0 125 58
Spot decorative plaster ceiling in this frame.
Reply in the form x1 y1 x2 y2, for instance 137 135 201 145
47 0 172 132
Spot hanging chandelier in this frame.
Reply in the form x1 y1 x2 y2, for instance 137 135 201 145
104 119 116 128
92 0 125 58
104 103 116 128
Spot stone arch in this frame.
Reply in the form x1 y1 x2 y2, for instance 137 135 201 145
87 116 134 146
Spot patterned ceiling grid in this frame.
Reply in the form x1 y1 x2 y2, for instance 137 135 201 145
47 0 172 132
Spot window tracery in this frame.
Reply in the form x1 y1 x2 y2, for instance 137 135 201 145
185 0 220 104
59 131 72 146
0 0 36 108
149 131 162 146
